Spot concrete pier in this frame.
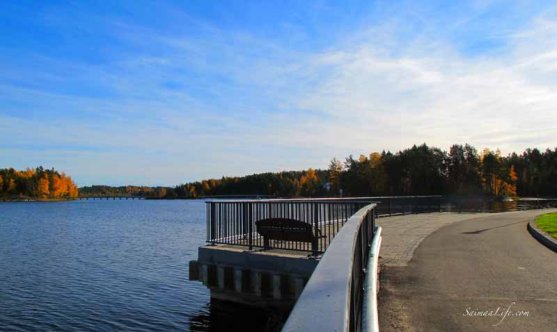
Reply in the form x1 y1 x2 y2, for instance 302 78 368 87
189 244 318 309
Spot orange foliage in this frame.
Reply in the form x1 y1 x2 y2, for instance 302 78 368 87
479 149 517 198
298 168 321 196
0 167 78 200
38 175 50 198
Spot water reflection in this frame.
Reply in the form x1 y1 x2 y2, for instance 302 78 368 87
189 300 282 332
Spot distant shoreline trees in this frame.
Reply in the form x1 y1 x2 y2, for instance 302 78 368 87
0 167 78 200
78 185 171 199
168 144 556 200
24 143 553 201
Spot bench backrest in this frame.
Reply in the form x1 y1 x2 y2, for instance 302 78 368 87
255 218 314 242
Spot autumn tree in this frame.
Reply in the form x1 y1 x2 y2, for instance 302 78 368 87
37 174 50 198
0 167 78 200
366 152 387 194
447 144 482 195
298 168 322 197
328 158 343 196
50 174 66 198
480 149 517 198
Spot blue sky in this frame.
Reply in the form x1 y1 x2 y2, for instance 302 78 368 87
1 1 557 186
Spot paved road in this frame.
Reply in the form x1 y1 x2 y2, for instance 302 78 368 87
377 213 489 267
379 209 557 332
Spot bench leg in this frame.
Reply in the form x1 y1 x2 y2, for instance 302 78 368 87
264 237 270 250
311 238 319 256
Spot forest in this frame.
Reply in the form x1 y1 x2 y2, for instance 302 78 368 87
0 167 78 200
12 144 553 200
82 144 556 200
173 144 557 199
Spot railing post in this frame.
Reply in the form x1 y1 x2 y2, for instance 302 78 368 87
210 202 216 245
363 214 369 256
247 202 253 250
372 207 376 231
313 202 319 255
368 207 372 234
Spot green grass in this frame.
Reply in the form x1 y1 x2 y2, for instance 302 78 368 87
535 213 557 239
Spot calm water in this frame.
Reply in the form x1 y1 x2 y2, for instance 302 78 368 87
2 198 556 331
0 200 261 331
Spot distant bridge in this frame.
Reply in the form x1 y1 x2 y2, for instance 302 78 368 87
78 196 145 200
198 194 276 199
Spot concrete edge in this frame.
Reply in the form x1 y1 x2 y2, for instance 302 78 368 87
527 219 557 253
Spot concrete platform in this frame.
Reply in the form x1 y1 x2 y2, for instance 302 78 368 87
189 244 319 309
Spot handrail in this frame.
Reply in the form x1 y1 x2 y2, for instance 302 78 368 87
362 226 382 332
282 203 378 332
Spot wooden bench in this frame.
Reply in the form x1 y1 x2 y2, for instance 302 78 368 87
255 218 325 253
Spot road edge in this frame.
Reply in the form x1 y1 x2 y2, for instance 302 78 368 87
527 219 557 253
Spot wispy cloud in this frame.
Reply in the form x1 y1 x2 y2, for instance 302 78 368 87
285 8 557 154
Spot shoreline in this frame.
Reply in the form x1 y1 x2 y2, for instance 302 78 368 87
0 198 77 202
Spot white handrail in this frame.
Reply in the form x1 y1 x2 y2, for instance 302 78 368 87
363 226 382 332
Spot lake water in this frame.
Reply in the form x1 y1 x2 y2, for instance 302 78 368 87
0 200 259 331
2 198 556 331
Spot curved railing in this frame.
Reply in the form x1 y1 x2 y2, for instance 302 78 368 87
283 203 381 332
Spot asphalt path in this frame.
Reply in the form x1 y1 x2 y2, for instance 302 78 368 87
379 209 557 332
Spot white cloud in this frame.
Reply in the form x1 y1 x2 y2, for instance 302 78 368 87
276 11 557 158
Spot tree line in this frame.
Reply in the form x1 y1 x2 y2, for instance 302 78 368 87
79 185 171 198
173 169 329 198
0 167 78 200
168 144 555 199
71 143 557 200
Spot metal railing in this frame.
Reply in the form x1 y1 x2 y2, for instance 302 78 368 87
373 195 444 216
282 203 379 332
205 196 447 254
206 198 373 254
